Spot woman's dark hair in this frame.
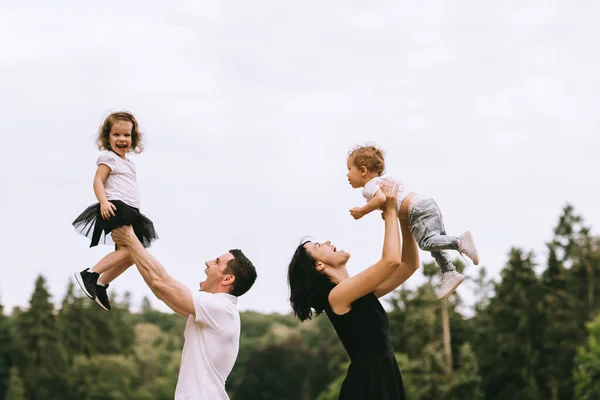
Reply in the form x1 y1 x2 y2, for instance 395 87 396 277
287 241 335 321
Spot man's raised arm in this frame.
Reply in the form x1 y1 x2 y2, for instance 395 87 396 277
112 226 194 317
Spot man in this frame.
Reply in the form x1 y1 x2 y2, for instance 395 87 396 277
105 225 257 399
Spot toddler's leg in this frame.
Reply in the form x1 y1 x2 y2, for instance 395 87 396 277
434 249 464 300
410 199 459 252
431 250 455 273
409 201 465 299
410 200 471 300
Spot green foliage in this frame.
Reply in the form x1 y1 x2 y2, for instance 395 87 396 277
132 323 180 399
13 276 69 400
68 355 138 400
134 304 186 335
476 248 543 400
574 314 600 399
231 335 316 400
315 361 349 400
446 343 484 400
0 301 13 399
538 205 591 400
229 315 343 400
1 204 599 399
4 367 25 400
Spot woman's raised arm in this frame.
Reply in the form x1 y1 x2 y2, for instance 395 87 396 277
328 181 403 314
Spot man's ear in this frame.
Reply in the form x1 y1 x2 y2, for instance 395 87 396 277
222 274 236 287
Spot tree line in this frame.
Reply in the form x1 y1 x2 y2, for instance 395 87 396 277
1 204 600 399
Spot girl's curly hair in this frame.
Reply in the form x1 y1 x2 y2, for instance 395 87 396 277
96 111 144 153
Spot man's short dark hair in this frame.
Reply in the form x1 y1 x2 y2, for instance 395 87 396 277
224 249 257 297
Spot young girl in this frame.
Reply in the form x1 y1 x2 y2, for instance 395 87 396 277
72 111 158 311
346 145 479 300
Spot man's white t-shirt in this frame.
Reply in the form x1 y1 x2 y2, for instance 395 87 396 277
175 291 240 400
96 151 140 208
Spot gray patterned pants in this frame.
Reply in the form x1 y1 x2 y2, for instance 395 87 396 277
409 198 459 273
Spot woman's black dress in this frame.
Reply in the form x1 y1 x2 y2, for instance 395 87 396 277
325 292 406 400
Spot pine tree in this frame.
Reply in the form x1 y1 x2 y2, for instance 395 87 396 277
573 314 600 399
141 296 153 314
477 248 543 400
557 205 600 325
0 301 13 400
3 367 25 400
100 291 135 354
14 275 69 400
58 280 98 359
59 285 135 357
447 343 484 400
538 206 585 400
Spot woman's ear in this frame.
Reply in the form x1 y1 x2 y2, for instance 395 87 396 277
315 261 325 272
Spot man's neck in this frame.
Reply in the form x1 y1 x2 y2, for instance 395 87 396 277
200 284 231 295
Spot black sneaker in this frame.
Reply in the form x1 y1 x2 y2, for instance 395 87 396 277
95 284 111 311
74 268 99 300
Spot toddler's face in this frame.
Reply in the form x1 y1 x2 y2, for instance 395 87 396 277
346 157 365 188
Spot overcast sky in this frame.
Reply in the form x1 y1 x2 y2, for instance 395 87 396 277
1 1 598 315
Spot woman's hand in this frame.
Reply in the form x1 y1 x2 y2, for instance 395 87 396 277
379 180 399 218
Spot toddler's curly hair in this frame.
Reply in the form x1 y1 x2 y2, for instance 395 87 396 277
347 145 385 176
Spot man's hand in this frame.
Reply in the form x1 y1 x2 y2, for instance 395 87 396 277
112 225 136 247
350 207 365 220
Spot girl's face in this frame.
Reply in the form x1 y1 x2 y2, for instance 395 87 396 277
109 121 133 158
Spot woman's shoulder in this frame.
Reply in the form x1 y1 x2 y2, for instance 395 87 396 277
352 292 378 307
327 291 378 318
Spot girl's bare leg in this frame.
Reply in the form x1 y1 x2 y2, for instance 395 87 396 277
97 250 133 285
90 247 131 275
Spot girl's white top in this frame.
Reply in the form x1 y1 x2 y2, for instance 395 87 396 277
362 175 422 213
97 151 140 209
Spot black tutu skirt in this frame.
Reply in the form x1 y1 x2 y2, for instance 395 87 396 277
72 200 158 248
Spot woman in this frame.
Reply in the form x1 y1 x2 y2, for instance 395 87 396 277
287 181 420 399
